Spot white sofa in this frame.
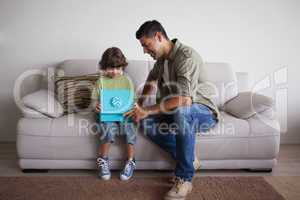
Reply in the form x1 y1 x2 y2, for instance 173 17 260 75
16 59 280 172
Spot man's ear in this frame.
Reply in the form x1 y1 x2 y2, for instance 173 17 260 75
155 32 164 42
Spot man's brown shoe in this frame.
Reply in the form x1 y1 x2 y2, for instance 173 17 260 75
193 156 201 171
169 157 201 184
164 178 192 200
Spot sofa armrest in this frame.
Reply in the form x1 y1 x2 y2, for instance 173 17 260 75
21 89 64 118
224 91 274 119
14 67 58 117
20 106 50 118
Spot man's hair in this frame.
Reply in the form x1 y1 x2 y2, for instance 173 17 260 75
135 20 169 40
99 47 128 70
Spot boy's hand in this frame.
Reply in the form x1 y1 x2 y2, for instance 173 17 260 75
95 102 101 113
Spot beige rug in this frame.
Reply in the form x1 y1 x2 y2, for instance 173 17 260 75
0 176 285 200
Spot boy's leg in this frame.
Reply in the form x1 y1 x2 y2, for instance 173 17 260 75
127 144 135 160
97 122 119 180
122 121 137 152
98 143 110 157
122 122 136 160
120 122 137 181
98 122 119 155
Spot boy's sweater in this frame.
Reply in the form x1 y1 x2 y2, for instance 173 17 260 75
91 74 135 101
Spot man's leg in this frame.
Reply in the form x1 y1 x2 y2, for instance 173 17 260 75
171 106 195 182
164 104 217 200
172 104 217 182
140 114 177 159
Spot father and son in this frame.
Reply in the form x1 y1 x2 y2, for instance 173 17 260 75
91 20 220 200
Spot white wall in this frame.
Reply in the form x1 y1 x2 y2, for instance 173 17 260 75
0 0 299 143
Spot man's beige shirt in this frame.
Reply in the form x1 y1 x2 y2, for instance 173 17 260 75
147 39 220 121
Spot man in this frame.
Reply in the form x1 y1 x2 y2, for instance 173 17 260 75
125 20 220 200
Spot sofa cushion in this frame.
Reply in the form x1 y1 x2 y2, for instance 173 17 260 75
197 111 250 137
55 74 99 114
18 117 52 136
247 109 280 136
224 92 274 119
51 113 97 137
18 113 96 137
22 89 64 118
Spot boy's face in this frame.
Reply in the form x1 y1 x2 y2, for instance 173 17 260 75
104 67 123 78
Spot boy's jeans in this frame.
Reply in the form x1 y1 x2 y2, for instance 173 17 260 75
98 122 137 145
140 103 217 182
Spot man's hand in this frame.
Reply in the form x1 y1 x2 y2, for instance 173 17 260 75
124 103 149 123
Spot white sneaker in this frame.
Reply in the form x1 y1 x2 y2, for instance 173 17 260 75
164 178 193 200
120 159 136 181
169 157 200 184
96 157 111 180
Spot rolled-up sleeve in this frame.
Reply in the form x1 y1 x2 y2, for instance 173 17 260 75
175 58 195 97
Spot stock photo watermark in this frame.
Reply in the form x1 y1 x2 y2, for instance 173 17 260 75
13 66 288 138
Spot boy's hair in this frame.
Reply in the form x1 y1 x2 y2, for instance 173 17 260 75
99 47 128 70
135 20 169 40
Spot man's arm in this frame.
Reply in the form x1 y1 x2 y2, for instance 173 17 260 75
137 81 156 106
144 95 192 115
145 58 195 115
137 62 160 106
125 95 192 122
125 59 194 121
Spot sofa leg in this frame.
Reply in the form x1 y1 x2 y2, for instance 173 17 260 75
245 168 273 173
22 169 49 173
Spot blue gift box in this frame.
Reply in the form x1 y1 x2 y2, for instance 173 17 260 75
100 89 134 122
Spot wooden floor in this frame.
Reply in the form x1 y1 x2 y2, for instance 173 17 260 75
0 143 299 199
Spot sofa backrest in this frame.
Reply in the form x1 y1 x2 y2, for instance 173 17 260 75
201 63 238 108
56 59 151 88
56 59 245 108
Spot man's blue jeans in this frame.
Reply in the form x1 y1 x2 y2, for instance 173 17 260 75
140 103 217 182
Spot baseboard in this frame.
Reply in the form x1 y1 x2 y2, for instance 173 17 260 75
0 139 16 143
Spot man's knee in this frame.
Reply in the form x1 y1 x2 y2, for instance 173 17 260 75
172 106 192 123
139 117 157 137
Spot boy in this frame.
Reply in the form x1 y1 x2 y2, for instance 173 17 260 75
92 47 136 181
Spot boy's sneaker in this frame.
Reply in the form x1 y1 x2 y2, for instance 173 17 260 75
96 157 111 180
120 159 136 181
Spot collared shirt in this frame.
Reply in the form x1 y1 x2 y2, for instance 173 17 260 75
146 39 220 121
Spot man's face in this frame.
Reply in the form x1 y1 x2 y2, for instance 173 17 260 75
139 34 164 60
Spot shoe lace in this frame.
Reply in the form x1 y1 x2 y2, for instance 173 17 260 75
123 160 135 175
96 158 109 172
174 178 185 193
